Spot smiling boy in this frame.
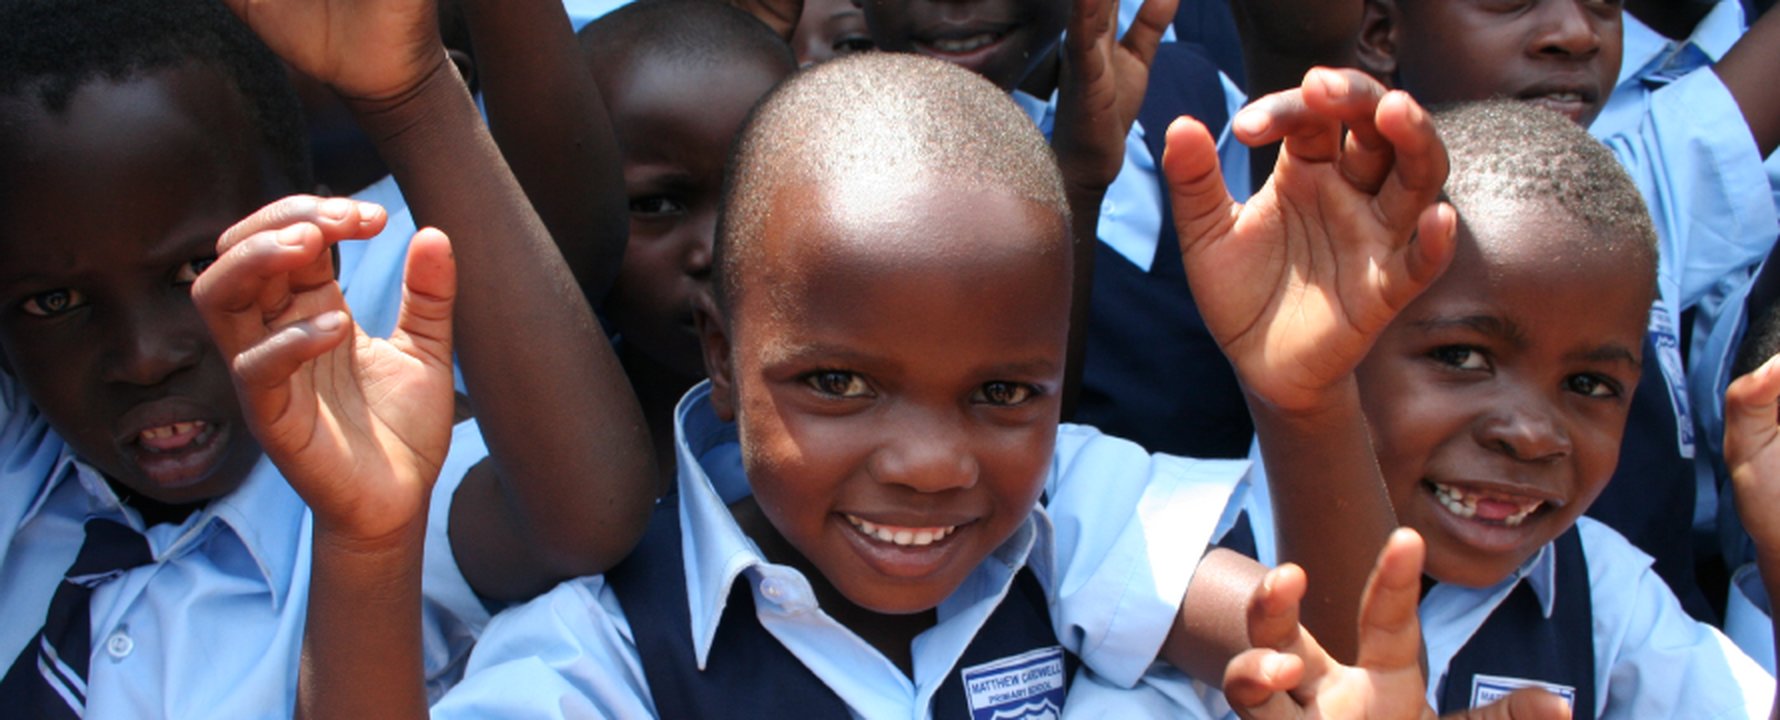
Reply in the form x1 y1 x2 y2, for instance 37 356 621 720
1233 100 1777 718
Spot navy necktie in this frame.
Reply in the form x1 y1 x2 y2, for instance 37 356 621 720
0 518 153 718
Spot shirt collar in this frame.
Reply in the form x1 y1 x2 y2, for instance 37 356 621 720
1619 0 1746 84
670 381 1044 668
1511 540 1560 618
62 451 307 610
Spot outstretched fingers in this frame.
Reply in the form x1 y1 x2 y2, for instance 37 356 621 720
217 195 387 256
389 227 457 371
1354 528 1428 672
1121 0 1180 67
1370 90 1449 240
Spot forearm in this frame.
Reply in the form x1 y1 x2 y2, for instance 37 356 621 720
1716 5 1780 156
1061 185 1104 418
1227 0 1364 193
1162 547 1267 682
461 0 628 303
349 59 655 599
297 524 430 720
1249 379 1394 664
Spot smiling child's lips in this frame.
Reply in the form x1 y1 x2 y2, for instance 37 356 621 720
115 399 232 489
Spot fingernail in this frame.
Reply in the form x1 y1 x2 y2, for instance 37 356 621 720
1262 654 1290 680
1236 110 1268 136
320 198 353 220
277 226 307 247
313 310 345 332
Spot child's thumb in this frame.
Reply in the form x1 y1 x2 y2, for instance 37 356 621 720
392 227 456 369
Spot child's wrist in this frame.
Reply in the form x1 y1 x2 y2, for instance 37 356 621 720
341 53 469 148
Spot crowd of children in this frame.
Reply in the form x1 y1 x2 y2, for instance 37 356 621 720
2 0 1778 717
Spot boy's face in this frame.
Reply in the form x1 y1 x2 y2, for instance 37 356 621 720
1355 202 1651 587
703 177 1071 614
794 0 874 66
601 52 787 378
860 0 1069 91
1378 0 1623 126
0 64 279 506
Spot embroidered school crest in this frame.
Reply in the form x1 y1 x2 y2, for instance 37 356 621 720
1471 674 1577 712
960 646 1068 720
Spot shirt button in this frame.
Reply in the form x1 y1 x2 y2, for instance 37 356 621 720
760 578 787 602
106 630 134 659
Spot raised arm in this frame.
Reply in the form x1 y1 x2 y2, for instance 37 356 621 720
1161 67 1455 664
193 198 450 720
1721 352 1780 720
1715 4 1780 156
1226 0 1366 192
463 0 628 305
226 0 657 602
1051 0 1177 413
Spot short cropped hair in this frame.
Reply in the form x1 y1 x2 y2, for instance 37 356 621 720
713 52 1069 309
0 0 311 190
578 0 796 77
1434 100 1658 279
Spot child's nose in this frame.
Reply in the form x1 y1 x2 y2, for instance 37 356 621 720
103 305 204 387
867 414 980 492
1531 0 1602 58
1474 393 1573 463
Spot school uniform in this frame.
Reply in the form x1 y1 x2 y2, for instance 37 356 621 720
1229 457 1776 719
1016 42 1257 460
0 377 494 716
428 381 1245 718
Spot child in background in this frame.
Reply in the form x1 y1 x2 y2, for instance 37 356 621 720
0 0 653 715
577 0 798 492
1351 0 1780 622
1231 100 1777 718
792 0 874 66
226 0 1470 708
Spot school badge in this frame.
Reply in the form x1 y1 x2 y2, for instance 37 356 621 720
1470 674 1577 712
960 646 1067 720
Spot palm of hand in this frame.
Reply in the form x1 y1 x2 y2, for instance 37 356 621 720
223 0 441 101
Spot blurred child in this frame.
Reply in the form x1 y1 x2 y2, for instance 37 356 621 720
236 26 1465 716
1355 0 1780 621
1231 100 1778 718
792 0 874 66
0 0 652 715
577 0 798 492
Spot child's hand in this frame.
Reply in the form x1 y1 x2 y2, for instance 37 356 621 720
1166 67 1456 415
727 0 804 41
1725 353 1780 559
192 196 458 545
1224 529 1572 720
1052 0 1177 195
223 0 443 103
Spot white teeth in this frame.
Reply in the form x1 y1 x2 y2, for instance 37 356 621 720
928 33 998 53
139 421 201 443
845 514 956 547
1431 482 1544 525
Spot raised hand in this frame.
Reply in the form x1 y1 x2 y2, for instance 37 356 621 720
728 0 805 41
1223 529 1572 720
1052 0 1177 194
1726 353 1780 568
1166 67 1456 414
222 0 442 103
192 196 458 543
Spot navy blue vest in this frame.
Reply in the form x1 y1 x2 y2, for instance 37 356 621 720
1170 0 1245 88
606 499 1080 719
1584 335 1712 622
1438 527 1596 720
1073 42 1252 459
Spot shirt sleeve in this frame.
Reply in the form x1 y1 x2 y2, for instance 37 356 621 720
418 419 499 702
1582 519 1775 719
431 576 658 719
1599 67 1780 312
1043 425 1249 689
0 371 65 543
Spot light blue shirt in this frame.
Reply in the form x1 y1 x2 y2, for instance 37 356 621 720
429 381 1246 718
1235 453 1775 719
0 377 493 717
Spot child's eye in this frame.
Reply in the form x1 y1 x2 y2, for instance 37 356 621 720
973 381 1038 407
1429 346 1489 371
805 371 871 398
833 36 874 54
629 195 685 218
1566 373 1620 399
174 256 217 283
21 289 86 317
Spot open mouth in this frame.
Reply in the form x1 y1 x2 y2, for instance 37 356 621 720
845 513 958 546
1427 480 1549 527
127 419 229 489
918 32 1005 55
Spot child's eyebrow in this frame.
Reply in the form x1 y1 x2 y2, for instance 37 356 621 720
1567 344 1642 370
1408 315 1526 345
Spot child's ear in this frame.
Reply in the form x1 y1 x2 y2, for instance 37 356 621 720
693 292 740 422
1356 0 1401 81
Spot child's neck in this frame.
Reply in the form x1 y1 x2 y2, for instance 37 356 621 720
618 342 702 497
729 496 938 677
105 476 203 528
